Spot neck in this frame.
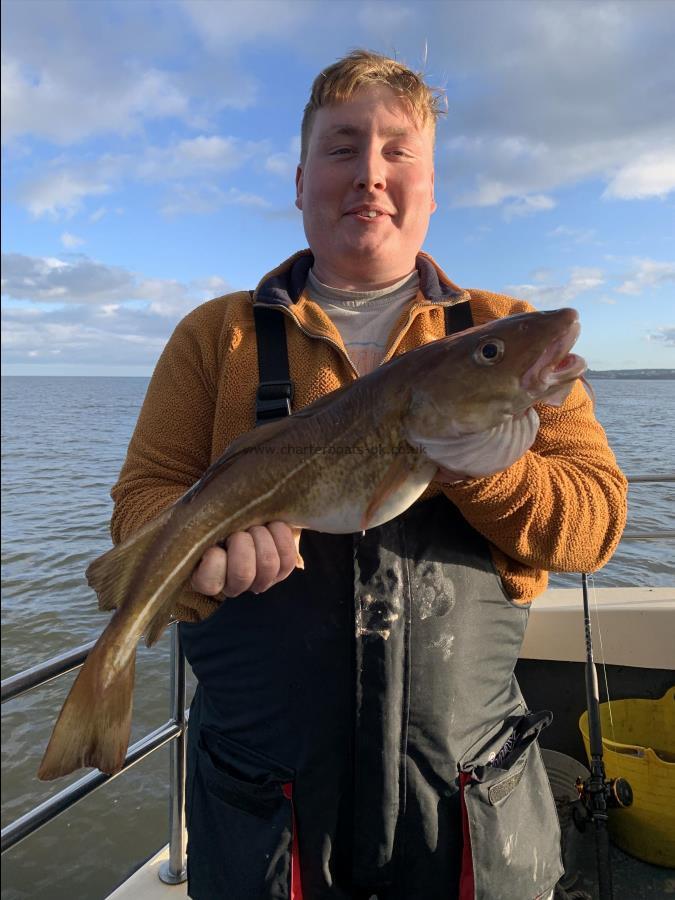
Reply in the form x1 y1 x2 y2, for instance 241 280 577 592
311 258 417 292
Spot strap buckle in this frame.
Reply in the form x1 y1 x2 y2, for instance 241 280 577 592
255 380 293 426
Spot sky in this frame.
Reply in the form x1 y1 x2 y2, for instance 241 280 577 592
2 0 674 375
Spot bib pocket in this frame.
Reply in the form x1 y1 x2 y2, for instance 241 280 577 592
186 725 298 900
458 710 563 900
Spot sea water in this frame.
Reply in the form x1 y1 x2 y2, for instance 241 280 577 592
2 375 674 899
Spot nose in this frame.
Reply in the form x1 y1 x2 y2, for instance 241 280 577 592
352 146 386 192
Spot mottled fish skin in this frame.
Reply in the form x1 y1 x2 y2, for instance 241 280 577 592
37 307 585 780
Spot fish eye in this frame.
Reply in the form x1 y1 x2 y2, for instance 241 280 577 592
473 338 505 366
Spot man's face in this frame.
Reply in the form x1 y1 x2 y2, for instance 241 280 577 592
296 84 437 289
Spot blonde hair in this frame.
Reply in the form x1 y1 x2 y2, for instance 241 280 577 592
300 49 446 162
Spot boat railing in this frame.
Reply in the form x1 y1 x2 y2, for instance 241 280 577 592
0 625 188 885
1 472 673 888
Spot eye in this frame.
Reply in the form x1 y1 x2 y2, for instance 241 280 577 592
473 338 505 366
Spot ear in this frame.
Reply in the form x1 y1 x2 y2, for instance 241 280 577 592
295 165 303 211
430 169 437 215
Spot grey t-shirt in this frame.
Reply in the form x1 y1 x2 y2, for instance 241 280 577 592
305 268 420 375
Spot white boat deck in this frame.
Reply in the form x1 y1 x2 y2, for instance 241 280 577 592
107 846 187 899
521 585 674 669
106 585 675 899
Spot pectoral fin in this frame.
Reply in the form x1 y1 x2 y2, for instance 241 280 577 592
360 450 434 531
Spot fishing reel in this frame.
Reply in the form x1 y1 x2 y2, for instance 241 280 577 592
572 773 633 831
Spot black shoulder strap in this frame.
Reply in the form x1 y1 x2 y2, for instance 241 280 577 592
251 297 470 425
252 301 294 426
444 301 473 335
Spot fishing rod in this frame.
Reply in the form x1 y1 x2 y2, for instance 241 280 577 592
574 572 633 900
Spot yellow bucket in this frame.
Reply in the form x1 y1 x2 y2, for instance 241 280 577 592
579 686 675 867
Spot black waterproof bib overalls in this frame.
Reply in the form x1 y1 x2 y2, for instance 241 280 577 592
180 303 563 900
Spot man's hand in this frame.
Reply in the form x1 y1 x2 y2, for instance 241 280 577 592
191 522 303 598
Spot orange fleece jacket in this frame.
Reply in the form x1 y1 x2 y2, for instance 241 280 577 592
110 251 627 620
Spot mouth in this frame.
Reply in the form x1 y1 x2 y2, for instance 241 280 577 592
344 205 391 222
521 314 587 400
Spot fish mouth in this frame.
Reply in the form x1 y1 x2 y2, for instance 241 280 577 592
521 313 586 404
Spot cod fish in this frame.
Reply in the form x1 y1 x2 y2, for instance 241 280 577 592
38 307 586 780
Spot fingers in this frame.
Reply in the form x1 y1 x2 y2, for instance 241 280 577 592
190 545 227 596
240 527 283 595
191 522 302 598
267 521 300 581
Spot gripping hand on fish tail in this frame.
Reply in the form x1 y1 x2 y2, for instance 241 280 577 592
191 521 303 599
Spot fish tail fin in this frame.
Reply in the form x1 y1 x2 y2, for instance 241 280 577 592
87 506 174 613
37 632 136 780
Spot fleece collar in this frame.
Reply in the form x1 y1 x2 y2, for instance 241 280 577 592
254 249 470 307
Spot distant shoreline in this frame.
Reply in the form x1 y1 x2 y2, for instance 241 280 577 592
2 369 675 380
586 369 675 380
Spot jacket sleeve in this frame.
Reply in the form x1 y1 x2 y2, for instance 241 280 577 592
441 378 628 574
110 304 222 544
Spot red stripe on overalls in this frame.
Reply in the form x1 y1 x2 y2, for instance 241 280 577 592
282 783 304 900
458 772 475 900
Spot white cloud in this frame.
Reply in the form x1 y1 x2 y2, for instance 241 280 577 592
505 267 605 307
548 226 597 245
603 149 675 200
1 54 189 145
265 137 301 179
1 306 170 367
617 259 675 295
60 232 84 248
505 257 675 309
530 268 554 283
1 250 237 366
648 326 675 347
1 252 231 317
357 1 415 33
20 165 115 219
502 194 555 221
6 0 674 224
224 187 271 208
442 133 665 212
2 253 136 303
160 184 271 218
1 0 277 147
136 136 262 181
180 0 309 47
428 2 675 210
17 136 266 218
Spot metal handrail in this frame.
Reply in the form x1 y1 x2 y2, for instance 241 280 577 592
624 473 675 483
159 627 187 885
0 625 187 885
2 721 181 851
0 472 672 887
1 640 95 704
622 473 674 541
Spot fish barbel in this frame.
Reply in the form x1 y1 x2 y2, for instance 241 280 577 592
38 307 586 780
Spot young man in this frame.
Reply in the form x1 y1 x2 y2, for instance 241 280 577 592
111 51 627 900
